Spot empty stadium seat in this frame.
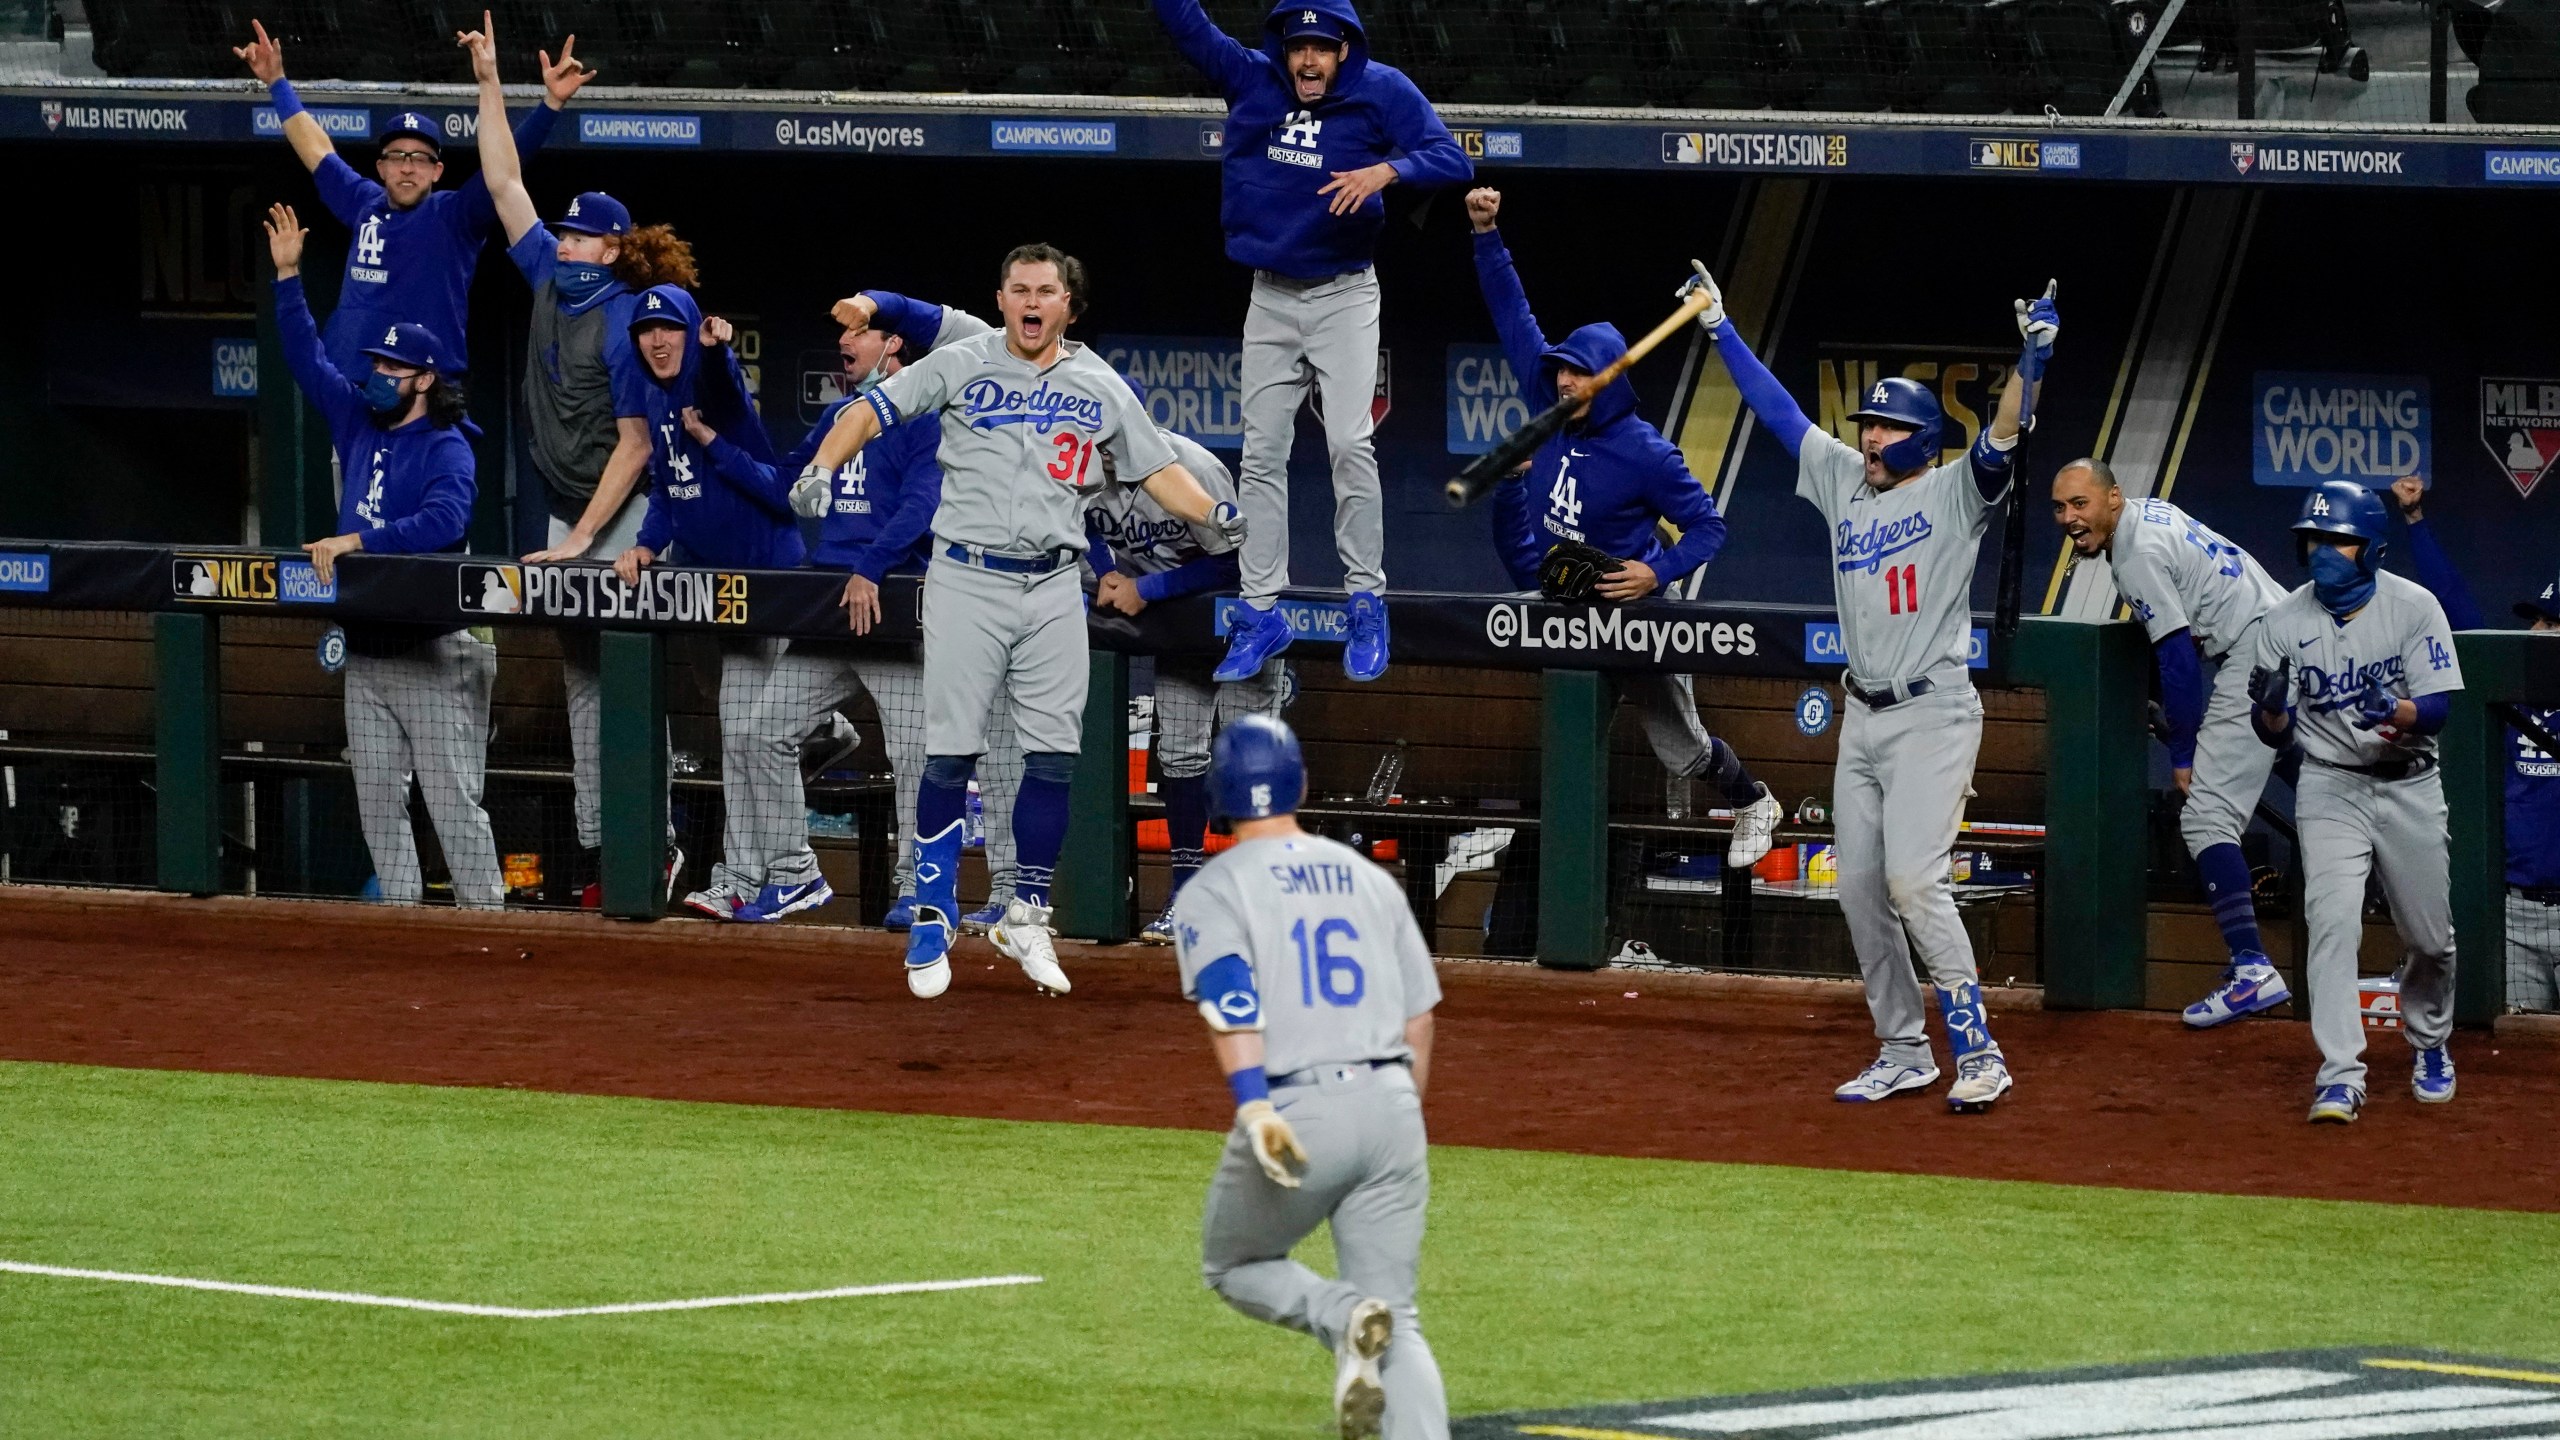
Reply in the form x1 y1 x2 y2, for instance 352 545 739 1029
1654 0 1770 110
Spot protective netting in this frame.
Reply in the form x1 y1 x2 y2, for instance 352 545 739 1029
18 0 2531 126
0 610 159 890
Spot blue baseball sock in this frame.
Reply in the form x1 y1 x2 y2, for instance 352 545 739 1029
1161 773 1209 898
1703 736 1763 806
1012 751 1076 909
1936 979 1997 1062
2195 842 2266 962
916 755 974 919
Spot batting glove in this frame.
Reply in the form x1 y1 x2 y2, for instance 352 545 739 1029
1237 1099 1308 1188
2350 675 2398 731
1211 501 1248 549
2247 658 2292 716
1675 260 1726 334
790 462 832 519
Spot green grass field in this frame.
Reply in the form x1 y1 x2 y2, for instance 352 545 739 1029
4 1059 2557 1437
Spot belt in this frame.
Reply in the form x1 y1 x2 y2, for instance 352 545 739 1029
1255 266 1372 290
1847 676 1934 711
2307 752 2438 782
942 543 1075 575
2512 885 2560 905
1269 1058 1406 1089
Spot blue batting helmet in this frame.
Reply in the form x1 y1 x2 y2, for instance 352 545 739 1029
2292 480 2389 567
1209 714 1306 822
1847 376 1945 473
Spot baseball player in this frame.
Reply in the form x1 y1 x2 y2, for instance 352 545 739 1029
606 286 807 921
1700 270 2057 1112
1151 0 1473 686
2385 475 2560 1012
801 245 1242 999
265 203 503 911
1466 187 1783 866
2049 460 2296 1027
1084 421 1288 944
1176 714 1446 1440
236 13 587 379
2246 480 2463 1122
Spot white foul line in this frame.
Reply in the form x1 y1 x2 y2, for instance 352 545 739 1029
0 1259 1042 1318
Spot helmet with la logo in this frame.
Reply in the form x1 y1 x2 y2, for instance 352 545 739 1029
2291 479 2389 568
1846 375 1946 472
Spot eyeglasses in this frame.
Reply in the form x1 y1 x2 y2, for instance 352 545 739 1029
380 149 440 167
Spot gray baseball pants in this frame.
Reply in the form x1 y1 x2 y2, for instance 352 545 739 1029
1621 673 1712 778
546 507 668 851
922 557 1087 756
2181 632 2282 854
2298 762 2457 1093
1238 268 1386 604
2507 890 2560 1011
343 631 505 909
1153 660 1287 778
1834 685 1986 1065
1201 1062 1447 1440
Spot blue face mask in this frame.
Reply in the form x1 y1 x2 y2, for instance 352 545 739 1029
361 371 409 421
2308 542 2375 618
555 261 615 309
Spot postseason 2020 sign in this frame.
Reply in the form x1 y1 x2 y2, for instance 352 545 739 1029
2251 372 2430 488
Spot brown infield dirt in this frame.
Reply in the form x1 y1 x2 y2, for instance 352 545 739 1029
3 886 2554 1212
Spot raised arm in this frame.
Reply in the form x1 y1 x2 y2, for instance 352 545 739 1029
262 204 362 429
2392 476 2486 631
235 21 335 173
458 20 538 245
1706 318 1813 457
1466 190 1550 395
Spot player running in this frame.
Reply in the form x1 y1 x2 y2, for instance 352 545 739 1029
2049 460 2294 1027
265 202 503 911
1177 714 1448 1440
236 10 587 379
1150 0 1473 686
2387 475 2560 1012
1466 187 1782 865
802 245 1242 999
2245 480 2464 1123
1083 415 1288 944
1699 268 2055 1112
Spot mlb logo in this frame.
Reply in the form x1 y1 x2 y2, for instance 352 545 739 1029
458 563 524 615
39 100 60 131
2230 142 2257 174
1662 132 1703 165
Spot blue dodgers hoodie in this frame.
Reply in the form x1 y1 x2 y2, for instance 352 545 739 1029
1473 230 1728 590
276 275 478 558
1154 0 1471 278
783 390 941 583
628 285 804 570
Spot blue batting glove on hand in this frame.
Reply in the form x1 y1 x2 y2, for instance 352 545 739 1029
2351 676 2397 730
2014 280 2059 357
2247 658 2292 715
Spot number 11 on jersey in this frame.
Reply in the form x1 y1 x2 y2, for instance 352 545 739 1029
1882 562 1919 615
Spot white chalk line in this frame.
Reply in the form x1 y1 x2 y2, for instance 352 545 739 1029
0 1259 1042 1318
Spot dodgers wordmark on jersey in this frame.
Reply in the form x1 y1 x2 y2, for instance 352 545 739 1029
2251 572 2465 768
1089 432 1242 576
1796 431 1998 686
873 332 1176 556
1174 833 1441 1079
2109 497 2288 656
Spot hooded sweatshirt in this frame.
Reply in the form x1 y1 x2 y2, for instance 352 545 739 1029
781 290 988 581
627 285 804 570
1473 230 1729 591
1153 0 1472 278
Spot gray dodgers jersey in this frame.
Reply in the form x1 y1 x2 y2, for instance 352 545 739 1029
2108 497 2286 655
1175 833 1442 1078
2248 571 2464 768
875 331 1176 556
1797 431 1999 685
1088 431 1240 575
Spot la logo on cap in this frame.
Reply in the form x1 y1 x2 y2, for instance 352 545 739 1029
647 294 662 309
384 326 399 343
1302 9 1315 21
568 197 581 214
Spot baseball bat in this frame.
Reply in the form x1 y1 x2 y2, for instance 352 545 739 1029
1445 286 1720 508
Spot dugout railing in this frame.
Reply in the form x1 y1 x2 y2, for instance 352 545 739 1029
0 538 2218 1003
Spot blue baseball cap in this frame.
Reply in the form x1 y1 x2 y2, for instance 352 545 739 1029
359 321 448 372
1277 7 1348 42
2519 574 2560 625
378 111 443 155
555 191 631 236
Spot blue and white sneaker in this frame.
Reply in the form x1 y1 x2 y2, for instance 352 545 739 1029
734 875 834 923
1835 1054 1941 1102
2182 955 2291 1029
2412 1046 2456 1104
2308 1083 2365 1124
880 893 917 931
905 905 954 999
1139 904 1179 946
1215 602 1294 683
959 899 1010 935
1343 590 1390 683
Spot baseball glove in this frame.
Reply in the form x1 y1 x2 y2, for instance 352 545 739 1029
1538 541 1626 603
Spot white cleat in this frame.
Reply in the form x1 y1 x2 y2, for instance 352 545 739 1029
1834 1054 1940 1102
1726 782 1784 868
905 906 954 1000
1334 1297 1393 1440
1946 1050 2015 1114
990 897 1071 994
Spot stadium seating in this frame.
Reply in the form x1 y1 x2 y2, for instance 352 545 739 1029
2467 0 2560 123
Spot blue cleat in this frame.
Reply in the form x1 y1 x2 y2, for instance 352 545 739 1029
1215 603 1294 683
2183 954 2291 1029
959 899 1010 935
734 875 834 923
2308 1083 2365 1124
880 892 917 931
2412 1046 2456 1103
905 905 954 999
1343 590 1390 682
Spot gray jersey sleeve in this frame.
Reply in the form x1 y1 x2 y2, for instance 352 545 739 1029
1174 864 1259 1021
2109 521 2193 643
1097 376 1180 488
2400 586 2465 698
1165 432 1241 555
876 340 970 426
1793 431 1866 523
934 305 997 348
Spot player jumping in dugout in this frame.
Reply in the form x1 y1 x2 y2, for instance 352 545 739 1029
1151 0 1474 687
1699 268 2055 1114
1466 186 1786 869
